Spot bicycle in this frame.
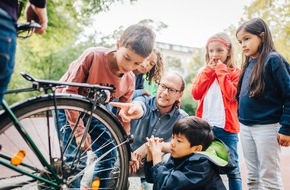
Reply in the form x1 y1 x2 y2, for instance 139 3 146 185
0 23 131 190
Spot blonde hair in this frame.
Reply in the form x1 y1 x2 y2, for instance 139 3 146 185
205 32 236 70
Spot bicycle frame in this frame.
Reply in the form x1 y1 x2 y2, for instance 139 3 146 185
0 72 130 188
0 100 61 187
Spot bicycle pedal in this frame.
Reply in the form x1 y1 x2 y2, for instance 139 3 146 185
11 150 26 166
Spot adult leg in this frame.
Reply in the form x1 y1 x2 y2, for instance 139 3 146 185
0 8 17 103
213 126 242 190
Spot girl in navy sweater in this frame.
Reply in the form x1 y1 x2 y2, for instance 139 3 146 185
236 18 290 190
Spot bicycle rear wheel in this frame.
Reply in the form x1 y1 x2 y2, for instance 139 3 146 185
0 94 130 190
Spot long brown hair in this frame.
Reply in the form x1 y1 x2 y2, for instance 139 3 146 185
236 18 276 99
145 48 165 85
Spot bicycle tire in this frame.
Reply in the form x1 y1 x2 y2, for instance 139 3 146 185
0 94 130 190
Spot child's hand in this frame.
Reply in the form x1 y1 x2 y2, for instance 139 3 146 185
75 133 91 151
277 133 290 147
146 136 163 165
207 58 218 69
216 59 224 65
110 102 144 122
129 152 140 174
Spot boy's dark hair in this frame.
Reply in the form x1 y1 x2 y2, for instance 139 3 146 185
120 24 156 58
172 116 214 151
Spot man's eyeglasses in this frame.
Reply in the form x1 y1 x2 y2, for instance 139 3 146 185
158 83 181 95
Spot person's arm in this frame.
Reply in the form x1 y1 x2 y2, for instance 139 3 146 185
26 0 48 34
269 54 290 146
133 89 151 99
161 142 171 153
215 61 241 101
191 65 215 100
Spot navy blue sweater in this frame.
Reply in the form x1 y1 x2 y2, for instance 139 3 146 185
238 52 290 135
144 154 226 190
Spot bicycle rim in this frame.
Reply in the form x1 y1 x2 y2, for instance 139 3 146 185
0 94 129 190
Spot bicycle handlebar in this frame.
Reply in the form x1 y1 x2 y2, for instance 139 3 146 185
17 22 41 38
17 22 41 31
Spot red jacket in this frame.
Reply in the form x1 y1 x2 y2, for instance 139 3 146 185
192 63 241 133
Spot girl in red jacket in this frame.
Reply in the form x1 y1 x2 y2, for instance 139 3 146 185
191 32 241 190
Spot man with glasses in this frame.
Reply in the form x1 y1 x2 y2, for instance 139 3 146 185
110 72 188 189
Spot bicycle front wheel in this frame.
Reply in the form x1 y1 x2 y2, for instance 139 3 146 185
0 94 130 190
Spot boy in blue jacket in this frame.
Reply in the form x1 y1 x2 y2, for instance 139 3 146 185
144 116 234 190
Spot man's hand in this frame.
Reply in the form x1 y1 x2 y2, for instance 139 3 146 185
109 102 144 122
26 2 48 34
129 152 141 174
134 144 148 160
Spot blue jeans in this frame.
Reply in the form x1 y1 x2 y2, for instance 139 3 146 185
56 110 117 188
0 8 17 104
213 126 242 190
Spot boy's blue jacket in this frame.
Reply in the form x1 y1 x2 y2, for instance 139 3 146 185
144 139 234 190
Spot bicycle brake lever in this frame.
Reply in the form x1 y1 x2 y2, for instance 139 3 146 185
20 72 37 82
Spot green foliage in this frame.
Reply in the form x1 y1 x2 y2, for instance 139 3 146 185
6 0 136 104
180 84 197 116
179 48 204 116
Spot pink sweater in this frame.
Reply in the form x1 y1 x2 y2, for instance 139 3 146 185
57 47 135 137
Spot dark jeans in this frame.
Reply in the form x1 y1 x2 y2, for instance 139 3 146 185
56 109 117 188
0 8 17 104
213 126 242 190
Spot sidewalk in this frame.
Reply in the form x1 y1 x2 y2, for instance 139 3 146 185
128 145 290 190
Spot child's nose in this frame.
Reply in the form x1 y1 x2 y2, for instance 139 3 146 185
128 64 139 71
170 140 175 147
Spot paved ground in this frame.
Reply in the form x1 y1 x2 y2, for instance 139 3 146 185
129 143 290 190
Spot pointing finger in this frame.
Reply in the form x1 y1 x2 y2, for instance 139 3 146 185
109 102 129 108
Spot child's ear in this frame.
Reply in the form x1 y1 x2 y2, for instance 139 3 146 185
116 40 120 49
260 32 265 42
191 145 203 153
